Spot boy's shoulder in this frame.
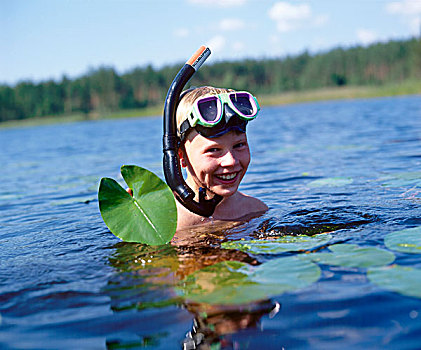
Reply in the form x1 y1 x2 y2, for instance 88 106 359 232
175 200 207 230
236 191 268 213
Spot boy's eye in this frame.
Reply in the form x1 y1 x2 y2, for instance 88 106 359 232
234 142 247 149
205 147 220 153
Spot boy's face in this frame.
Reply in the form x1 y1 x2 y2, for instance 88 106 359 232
182 130 251 198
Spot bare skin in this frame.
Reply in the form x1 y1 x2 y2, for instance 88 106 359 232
175 129 268 232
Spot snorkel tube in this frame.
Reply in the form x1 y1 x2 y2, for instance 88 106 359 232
163 46 223 217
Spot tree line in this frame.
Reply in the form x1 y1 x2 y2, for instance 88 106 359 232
1 38 420 122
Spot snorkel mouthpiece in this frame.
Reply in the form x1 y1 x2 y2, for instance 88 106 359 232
163 46 222 217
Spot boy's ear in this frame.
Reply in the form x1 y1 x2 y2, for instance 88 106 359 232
178 148 187 168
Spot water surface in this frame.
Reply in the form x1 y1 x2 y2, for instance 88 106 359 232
1 96 420 349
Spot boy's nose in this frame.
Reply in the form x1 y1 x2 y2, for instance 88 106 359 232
220 150 237 167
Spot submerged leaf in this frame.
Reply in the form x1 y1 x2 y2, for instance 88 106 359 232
305 243 395 268
98 165 177 245
308 177 353 188
221 233 332 254
176 257 321 305
380 171 421 188
368 265 421 299
384 227 421 254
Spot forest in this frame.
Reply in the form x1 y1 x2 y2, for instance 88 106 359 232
1 38 420 123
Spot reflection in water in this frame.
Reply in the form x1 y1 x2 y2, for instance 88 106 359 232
105 231 277 349
183 300 278 349
104 210 375 348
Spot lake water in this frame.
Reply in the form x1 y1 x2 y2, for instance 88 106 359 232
1 95 420 349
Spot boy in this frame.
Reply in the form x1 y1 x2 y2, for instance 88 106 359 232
175 86 268 230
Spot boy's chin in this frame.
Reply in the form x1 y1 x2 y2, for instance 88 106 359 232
210 184 239 198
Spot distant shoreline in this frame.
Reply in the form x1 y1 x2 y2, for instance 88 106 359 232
2 80 420 129
259 79 421 106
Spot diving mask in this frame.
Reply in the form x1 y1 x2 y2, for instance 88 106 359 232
179 91 260 141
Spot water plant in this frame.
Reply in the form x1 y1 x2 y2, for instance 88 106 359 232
384 227 421 254
98 165 177 245
221 233 332 254
308 177 354 187
176 256 321 305
304 243 395 268
368 265 421 299
380 171 421 188
214 231 420 302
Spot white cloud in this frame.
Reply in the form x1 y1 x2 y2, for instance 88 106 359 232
174 28 189 38
219 18 245 31
206 35 226 53
386 0 421 15
188 0 246 7
268 2 327 32
386 0 421 35
268 2 311 32
356 29 378 46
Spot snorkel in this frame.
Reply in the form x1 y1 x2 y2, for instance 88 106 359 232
163 46 223 217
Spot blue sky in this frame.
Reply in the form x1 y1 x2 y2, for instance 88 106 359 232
1 0 420 85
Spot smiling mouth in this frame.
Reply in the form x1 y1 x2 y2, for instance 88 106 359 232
215 172 238 182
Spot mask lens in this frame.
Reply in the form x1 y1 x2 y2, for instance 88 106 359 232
197 96 220 123
230 93 254 116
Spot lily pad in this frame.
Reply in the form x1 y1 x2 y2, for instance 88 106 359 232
98 165 177 245
221 233 332 255
176 256 321 305
305 243 395 268
384 227 421 254
368 265 421 299
308 177 353 188
380 171 421 188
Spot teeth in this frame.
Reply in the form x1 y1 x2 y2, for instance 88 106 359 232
218 173 237 180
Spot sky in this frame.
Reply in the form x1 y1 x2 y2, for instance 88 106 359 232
1 0 420 85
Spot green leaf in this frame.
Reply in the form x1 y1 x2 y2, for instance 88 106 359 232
380 171 421 188
308 177 353 188
176 257 321 305
98 165 177 245
368 265 421 299
221 233 332 254
305 243 395 268
384 227 421 254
